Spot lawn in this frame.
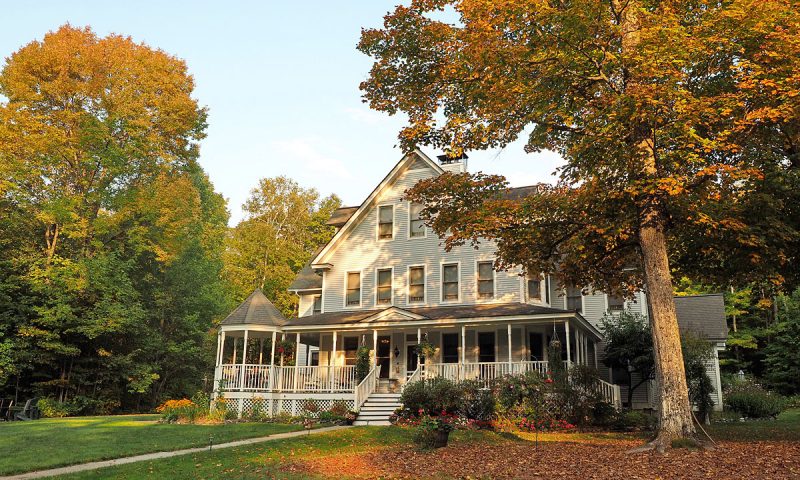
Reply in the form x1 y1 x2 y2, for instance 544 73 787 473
0 414 301 475
56 410 800 480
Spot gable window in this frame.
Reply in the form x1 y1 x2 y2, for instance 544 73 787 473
346 272 361 306
409 203 426 238
312 295 322 315
527 276 542 302
378 205 393 240
408 266 425 303
608 294 625 311
566 286 583 311
442 263 459 301
477 261 494 299
376 268 392 305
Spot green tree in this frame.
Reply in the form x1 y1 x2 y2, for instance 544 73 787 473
362 0 800 449
764 288 800 395
223 176 340 316
600 311 655 409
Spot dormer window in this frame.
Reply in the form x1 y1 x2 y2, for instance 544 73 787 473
376 268 392 305
409 203 425 238
477 261 494 299
442 263 459 301
346 272 361 306
378 205 393 240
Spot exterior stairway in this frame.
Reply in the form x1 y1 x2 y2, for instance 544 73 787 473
354 390 402 426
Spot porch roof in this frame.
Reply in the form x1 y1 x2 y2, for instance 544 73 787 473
220 288 287 327
283 302 602 339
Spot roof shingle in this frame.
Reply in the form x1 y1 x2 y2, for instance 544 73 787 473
220 289 287 327
674 293 728 342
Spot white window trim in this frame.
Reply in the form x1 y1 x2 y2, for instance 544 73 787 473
440 261 462 304
376 203 395 241
312 294 322 315
475 259 496 303
521 273 544 304
407 201 427 240
406 264 427 305
343 269 363 309
605 292 626 314
374 267 394 307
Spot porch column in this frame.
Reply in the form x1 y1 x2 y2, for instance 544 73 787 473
293 333 300 392
231 335 238 363
217 331 225 366
507 323 513 367
330 331 337 387
417 328 422 370
268 331 276 392
520 327 526 363
575 331 581 364
239 330 249 390
565 320 572 369
259 337 264 365
594 340 599 369
460 325 466 381
373 329 378 368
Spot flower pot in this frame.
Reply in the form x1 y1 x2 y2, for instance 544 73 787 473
433 427 451 448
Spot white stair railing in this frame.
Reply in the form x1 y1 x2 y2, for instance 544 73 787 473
597 378 622 410
404 366 422 390
354 366 378 410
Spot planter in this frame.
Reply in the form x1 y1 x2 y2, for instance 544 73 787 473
433 427 451 448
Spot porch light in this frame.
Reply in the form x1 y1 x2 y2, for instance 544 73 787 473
393 346 400 357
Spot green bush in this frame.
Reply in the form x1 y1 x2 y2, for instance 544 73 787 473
614 410 654 431
725 381 786 418
37 398 72 418
400 377 459 415
456 380 494 421
591 401 616 426
355 345 372 383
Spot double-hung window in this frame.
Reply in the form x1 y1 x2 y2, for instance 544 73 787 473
376 268 392 305
566 286 583 311
477 261 494 299
442 263 459 301
378 205 393 240
408 266 425 303
409 203 425 238
346 272 361 306
527 276 542 302
607 294 625 311
312 295 322 315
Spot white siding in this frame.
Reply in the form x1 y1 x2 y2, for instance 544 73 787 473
581 291 607 326
321 162 525 313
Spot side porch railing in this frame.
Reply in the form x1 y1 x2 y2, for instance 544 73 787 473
354 366 379 409
217 364 356 393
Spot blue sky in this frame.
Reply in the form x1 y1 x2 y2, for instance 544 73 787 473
2 1 565 225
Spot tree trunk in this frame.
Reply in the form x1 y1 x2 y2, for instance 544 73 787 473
637 207 696 451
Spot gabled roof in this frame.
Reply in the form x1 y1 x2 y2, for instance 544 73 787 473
220 289 287 327
311 150 444 267
674 293 728 342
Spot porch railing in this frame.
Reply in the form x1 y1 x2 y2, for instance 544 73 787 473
424 361 550 388
217 364 356 393
354 366 378 409
404 366 421 390
597 378 622 409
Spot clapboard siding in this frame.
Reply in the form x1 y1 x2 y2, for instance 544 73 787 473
322 162 530 313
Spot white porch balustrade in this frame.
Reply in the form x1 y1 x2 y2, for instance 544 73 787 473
217 364 356 393
424 361 551 387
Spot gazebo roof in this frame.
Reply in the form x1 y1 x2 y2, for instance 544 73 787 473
220 289 287 327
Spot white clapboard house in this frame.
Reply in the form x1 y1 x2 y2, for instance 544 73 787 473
213 151 728 423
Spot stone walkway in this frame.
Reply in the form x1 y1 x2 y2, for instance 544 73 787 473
2 425 350 480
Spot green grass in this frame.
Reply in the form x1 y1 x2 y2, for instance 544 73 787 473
706 408 800 442
0 415 301 475
58 426 416 479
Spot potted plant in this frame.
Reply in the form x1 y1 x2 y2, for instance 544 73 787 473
345 410 357 425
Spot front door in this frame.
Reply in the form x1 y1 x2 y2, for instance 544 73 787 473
406 344 419 373
377 335 391 378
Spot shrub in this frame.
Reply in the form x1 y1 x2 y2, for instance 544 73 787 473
494 371 546 411
37 398 72 418
725 380 786 418
400 377 459 415
456 379 494 421
355 345 372 382
156 398 203 423
591 401 616 426
614 410 654 431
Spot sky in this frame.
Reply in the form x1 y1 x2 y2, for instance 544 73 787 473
1 0 565 225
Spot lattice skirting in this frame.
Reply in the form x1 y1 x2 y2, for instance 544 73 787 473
215 395 355 419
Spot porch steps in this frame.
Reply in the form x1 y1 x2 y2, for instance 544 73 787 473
354 393 401 426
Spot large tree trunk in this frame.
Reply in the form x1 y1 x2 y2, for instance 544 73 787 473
638 212 696 451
